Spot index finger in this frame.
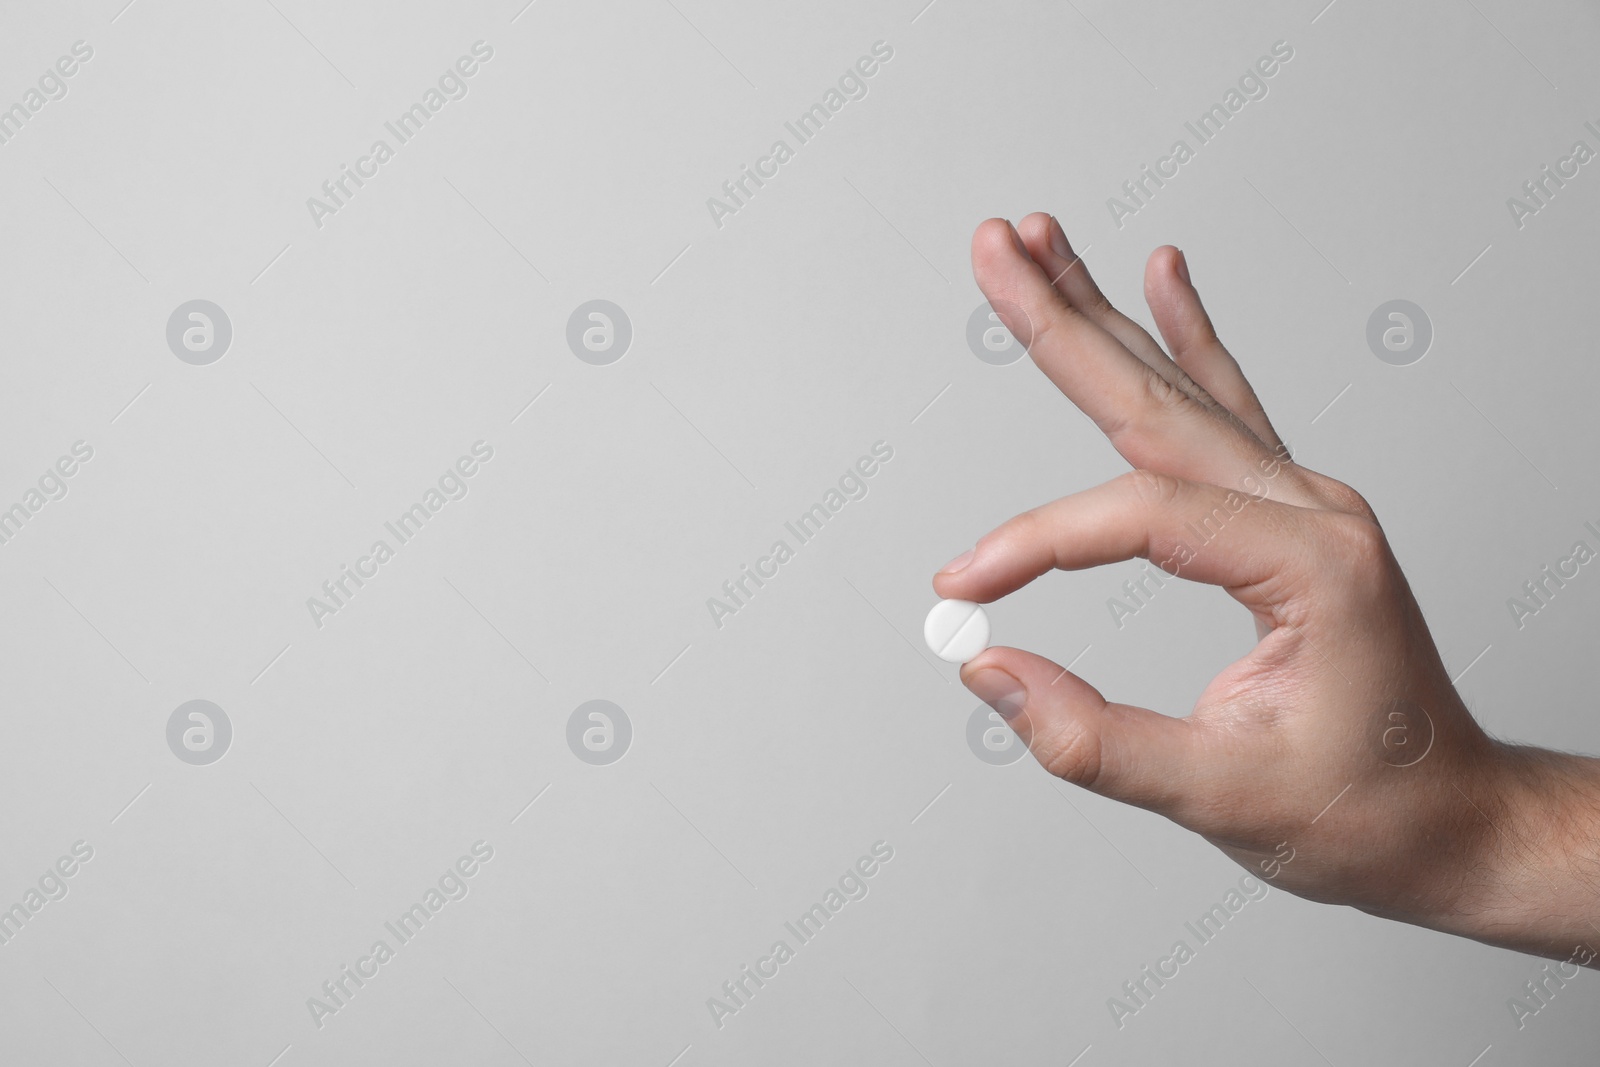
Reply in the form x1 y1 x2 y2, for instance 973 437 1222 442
933 470 1325 624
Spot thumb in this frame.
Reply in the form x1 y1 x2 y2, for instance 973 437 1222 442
961 646 1207 820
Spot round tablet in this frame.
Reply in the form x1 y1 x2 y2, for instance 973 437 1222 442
924 599 990 663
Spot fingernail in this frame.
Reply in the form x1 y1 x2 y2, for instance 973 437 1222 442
1005 220 1028 257
967 668 1027 721
939 548 975 574
1175 249 1191 285
1048 216 1073 260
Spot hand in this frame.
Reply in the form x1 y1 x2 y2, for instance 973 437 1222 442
935 213 1600 964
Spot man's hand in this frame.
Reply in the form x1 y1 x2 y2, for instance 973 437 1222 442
936 213 1600 964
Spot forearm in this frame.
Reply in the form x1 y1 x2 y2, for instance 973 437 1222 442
1439 744 1600 966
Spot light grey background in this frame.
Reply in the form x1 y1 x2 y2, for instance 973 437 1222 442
1 0 1596 1064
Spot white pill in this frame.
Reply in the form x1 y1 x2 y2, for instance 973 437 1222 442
924 599 990 663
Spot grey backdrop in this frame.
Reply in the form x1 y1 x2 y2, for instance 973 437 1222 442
1 0 1597 1064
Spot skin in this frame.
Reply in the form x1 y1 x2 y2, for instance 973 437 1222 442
935 212 1600 966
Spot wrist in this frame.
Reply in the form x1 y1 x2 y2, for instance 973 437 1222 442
1440 742 1600 963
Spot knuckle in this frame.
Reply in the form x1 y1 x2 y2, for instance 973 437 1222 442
1004 506 1047 548
1320 478 1377 520
1133 370 1193 428
1165 309 1221 354
1120 468 1184 510
1037 720 1104 789
1326 512 1390 572
1013 289 1078 354
1027 302 1062 347
1090 408 1131 439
